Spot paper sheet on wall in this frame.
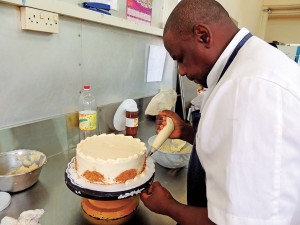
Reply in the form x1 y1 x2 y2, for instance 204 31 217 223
146 45 167 82
110 0 118 10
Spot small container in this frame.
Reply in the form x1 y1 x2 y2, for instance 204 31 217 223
125 106 139 136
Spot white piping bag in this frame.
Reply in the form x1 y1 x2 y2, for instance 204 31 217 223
146 117 174 157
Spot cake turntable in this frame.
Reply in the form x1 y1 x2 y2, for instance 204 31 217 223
65 157 155 224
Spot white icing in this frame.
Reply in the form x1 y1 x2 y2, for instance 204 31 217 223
76 134 147 184
66 157 155 193
118 189 144 199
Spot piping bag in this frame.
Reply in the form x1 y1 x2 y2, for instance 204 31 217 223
146 117 174 157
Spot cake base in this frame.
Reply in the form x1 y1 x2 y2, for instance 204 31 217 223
65 157 155 200
81 196 139 225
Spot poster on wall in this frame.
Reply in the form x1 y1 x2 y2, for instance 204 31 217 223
126 0 152 26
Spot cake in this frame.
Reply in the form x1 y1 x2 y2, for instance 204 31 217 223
76 134 147 184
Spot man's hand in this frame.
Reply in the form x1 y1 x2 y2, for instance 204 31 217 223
156 110 195 144
140 181 177 215
140 181 215 225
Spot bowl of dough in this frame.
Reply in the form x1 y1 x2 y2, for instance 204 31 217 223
148 135 193 169
0 149 47 192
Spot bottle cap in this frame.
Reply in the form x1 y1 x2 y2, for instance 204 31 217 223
83 85 90 90
126 105 138 112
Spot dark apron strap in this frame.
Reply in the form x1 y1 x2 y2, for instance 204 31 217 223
187 109 207 206
187 140 207 207
218 32 252 82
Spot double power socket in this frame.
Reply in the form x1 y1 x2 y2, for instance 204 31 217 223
20 7 59 33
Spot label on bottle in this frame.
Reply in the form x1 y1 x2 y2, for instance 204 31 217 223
79 110 97 131
125 118 138 128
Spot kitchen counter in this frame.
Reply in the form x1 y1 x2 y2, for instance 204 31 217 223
0 119 188 225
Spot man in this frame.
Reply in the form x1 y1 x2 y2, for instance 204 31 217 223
140 0 300 225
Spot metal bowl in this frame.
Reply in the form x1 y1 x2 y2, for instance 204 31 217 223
148 135 192 169
0 150 47 192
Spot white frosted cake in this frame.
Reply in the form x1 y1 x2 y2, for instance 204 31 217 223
76 134 147 184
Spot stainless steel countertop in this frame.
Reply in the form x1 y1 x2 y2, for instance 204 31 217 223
0 120 188 225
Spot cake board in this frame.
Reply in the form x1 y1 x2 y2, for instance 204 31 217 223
65 157 155 200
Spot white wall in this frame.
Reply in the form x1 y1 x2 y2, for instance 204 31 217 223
0 2 177 129
217 0 241 22
0 0 280 129
217 0 263 35
265 16 300 44
261 0 300 43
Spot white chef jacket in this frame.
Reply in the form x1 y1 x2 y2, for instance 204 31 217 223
194 28 300 225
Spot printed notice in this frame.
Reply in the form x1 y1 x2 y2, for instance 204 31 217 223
126 0 152 25
146 45 167 82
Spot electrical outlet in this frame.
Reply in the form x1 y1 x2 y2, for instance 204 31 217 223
20 7 59 33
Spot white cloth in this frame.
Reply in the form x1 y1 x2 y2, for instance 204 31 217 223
145 88 177 115
0 209 44 225
195 28 300 225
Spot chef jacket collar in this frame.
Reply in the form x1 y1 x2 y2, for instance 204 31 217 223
206 27 250 88
192 28 250 111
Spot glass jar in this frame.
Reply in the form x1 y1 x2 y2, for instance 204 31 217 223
125 106 139 136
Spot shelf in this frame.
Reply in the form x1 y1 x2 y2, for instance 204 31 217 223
0 0 163 36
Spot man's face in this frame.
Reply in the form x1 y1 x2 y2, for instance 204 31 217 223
163 30 212 87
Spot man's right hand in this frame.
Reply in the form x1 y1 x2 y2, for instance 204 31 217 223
156 110 195 144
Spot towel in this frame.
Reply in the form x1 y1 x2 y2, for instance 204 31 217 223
0 209 44 225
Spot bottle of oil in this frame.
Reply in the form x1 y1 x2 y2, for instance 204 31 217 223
79 85 98 140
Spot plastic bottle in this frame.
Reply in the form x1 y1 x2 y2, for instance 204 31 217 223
125 105 139 137
79 85 98 140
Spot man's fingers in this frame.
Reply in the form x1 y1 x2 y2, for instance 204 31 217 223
140 191 150 200
142 181 160 195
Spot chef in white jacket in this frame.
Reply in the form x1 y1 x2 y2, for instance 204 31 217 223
140 0 300 225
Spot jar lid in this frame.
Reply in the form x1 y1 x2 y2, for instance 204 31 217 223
126 105 138 112
0 192 11 212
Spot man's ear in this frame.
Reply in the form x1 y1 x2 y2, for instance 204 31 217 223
193 24 212 47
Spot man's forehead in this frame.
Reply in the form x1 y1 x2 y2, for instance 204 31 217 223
163 32 177 50
163 34 182 61
163 30 180 44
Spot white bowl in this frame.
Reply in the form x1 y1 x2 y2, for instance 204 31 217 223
148 135 192 169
